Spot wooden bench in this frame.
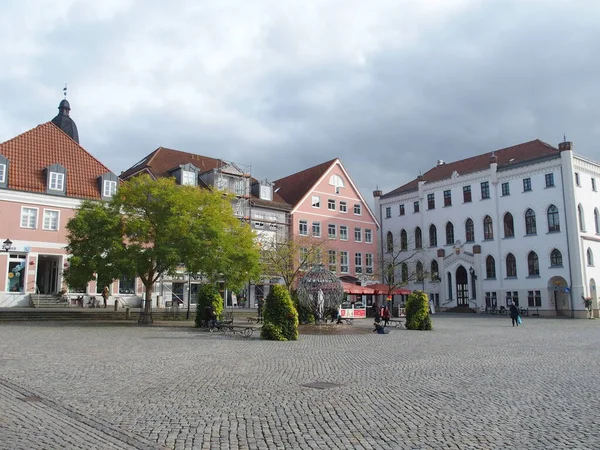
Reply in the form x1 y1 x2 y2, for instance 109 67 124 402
211 322 255 338
387 319 404 328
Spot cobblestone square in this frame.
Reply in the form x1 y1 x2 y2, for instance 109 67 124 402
1 315 599 449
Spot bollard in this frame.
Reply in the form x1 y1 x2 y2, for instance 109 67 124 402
125 307 130 320
114 299 118 311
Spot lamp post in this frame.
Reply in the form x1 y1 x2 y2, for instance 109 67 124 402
2 239 12 252
469 266 477 300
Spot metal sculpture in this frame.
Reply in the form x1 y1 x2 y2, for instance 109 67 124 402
297 264 344 322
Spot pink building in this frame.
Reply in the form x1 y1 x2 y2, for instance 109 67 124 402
274 158 380 286
0 99 119 307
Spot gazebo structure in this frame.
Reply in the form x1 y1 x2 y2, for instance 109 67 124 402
297 264 344 322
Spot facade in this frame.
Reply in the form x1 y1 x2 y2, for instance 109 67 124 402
0 100 119 307
274 158 380 293
120 147 291 308
374 139 599 318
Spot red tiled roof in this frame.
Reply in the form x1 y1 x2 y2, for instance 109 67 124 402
120 146 291 206
0 122 113 200
382 139 560 198
273 158 338 207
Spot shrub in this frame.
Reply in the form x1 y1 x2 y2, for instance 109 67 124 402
260 322 286 341
405 290 432 330
194 284 224 327
292 289 314 324
261 284 299 341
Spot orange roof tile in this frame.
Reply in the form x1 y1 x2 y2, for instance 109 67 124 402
382 139 560 198
273 158 338 207
0 122 113 200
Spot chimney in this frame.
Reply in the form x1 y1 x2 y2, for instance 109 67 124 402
489 152 497 164
559 141 573 152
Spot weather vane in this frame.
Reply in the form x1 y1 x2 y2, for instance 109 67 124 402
563 134 567 143
63 83 68 99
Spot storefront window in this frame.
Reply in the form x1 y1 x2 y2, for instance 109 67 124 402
7 255 26 293
119 275 136 294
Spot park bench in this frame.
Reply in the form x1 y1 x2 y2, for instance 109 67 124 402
387 319 404 328
209 319 256 338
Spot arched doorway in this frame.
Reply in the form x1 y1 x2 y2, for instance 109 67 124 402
456 266 469 306
548 276 569 316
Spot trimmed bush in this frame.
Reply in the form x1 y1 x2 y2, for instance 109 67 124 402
405 290 432 330
194 284 224 327
261 284 299 341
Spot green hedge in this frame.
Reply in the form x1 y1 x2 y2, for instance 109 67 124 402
261 285 299 341
194 284 223 327
405 290 432 330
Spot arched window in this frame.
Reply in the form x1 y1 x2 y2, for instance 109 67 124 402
386 263 395 284
528 251 539 276
429 224 437 247
401 263 408 282
547 205 560 232
446 222 454 245
595 208 600 234
483 215 494 240
386 231 394 253
525 209 537 235
578 204 585 232
415 227 422 249
587 248 594 266
416 261 424 282
550 249 563 267
506 253 517 277
503 212 514 238
430 260 439 281
486 255 496 278
400 229 408 251
465 218 474 242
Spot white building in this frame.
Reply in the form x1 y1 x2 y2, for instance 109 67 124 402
374 139 600 318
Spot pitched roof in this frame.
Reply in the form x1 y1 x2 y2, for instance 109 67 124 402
272 158 338 207
120 146 291 207
382 139 560 198
0 122 113 200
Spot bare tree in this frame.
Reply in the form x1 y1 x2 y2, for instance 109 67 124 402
260 235 329 293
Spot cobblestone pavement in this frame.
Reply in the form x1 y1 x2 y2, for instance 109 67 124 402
1 315 599 449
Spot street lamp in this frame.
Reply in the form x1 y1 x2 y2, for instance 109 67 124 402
2 239 12 252
469 266 477 301
468 266 477 280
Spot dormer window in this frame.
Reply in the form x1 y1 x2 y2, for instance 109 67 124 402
103 180 117 197
0 154 8 189
49 172 64 191
0 164 6 184
182 170 196 186
260 185 272 200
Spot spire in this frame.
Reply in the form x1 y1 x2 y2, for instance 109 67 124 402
51 86 79 143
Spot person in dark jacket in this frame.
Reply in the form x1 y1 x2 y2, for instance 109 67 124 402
509 303 520 327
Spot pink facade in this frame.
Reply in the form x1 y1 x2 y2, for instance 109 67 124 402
289 160 379 282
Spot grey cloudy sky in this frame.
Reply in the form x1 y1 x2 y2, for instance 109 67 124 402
1 0 599 202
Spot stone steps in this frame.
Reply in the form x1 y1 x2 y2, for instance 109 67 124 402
30 294 69 308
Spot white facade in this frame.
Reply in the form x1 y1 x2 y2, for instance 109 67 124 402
375 142 598 318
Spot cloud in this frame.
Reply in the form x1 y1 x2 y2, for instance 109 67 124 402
1 0 600 205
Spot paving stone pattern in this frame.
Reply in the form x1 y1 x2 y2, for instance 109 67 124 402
0 315 599 449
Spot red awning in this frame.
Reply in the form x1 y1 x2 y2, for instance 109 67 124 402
341 282 377 295
365 284 411 295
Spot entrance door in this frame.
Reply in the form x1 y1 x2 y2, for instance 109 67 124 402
36 256 59 294
456 266 469 306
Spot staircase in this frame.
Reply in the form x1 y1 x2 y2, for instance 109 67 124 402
29 294 69 308
446 305 476 313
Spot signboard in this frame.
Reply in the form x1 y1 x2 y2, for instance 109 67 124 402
340 307 366 318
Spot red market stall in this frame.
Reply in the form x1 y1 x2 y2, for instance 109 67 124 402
340 282 376 318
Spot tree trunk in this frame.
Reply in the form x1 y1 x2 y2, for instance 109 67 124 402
138 282 154 325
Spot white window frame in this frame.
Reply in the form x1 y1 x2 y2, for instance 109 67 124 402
385 207 391 218
365 229 372 243
365 253 373 274
20 207 38 229
355 253 363 274
339 201 347 213
181 171 196 186
42 209 60 231
328 250 337 272
311 196 320 208
103 180 117 197
49 172 64 191
312 221 321 238
328 224 336 239
0 163 6 183
354 227 362 242
340 251 349 273
298 220 308 236
340 225 348 241
354 203 362 215
328 199 335 210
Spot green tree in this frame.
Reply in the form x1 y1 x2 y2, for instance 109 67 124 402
261 284 299 341
194 284 223 327
405 290 432 330
65 175 260 324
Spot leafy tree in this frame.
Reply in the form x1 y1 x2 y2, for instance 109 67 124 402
65 175 260 324
405 290 432 330
259 235 327 293
195 284 223 327
261 284 299 341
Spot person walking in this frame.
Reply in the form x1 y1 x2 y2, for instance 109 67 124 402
382 306 391 327
509 303 520 327
257 298 264 323
101 286 109 308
